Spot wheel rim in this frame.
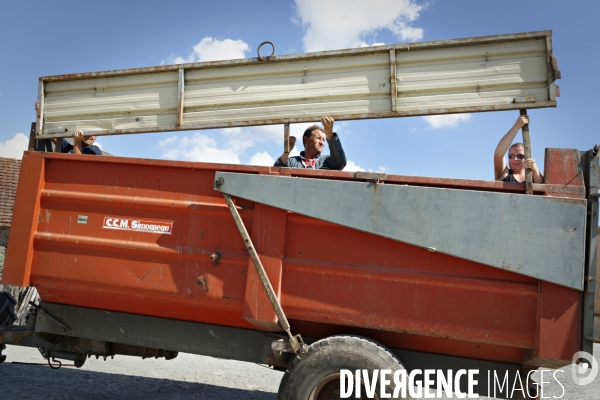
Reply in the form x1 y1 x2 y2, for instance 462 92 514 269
308 373 380 400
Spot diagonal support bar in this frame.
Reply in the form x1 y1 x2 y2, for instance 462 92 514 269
221 192 307 355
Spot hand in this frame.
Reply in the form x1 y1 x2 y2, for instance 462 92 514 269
73 130 84 144
524 158 539 173
514 115 529 129
35 102 40 112
321 116 334 139
286 136 296 153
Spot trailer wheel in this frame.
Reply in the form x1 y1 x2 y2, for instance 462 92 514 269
278 335 406 400
0 290 17 363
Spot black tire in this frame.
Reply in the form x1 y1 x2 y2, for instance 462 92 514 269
0 290 17 327
0 290 17 363
278 335 406 400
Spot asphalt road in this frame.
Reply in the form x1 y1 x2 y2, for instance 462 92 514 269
2 345 599 399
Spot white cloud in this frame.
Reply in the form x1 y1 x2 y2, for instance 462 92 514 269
157 120 341 165
423 114 472 129
0 133 29 159
164 37 250 64
344 160 365 172
158 132 243 164
294 0 425 51
248 151 275 166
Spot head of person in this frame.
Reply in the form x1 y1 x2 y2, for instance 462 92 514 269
302 125 326 157
82 135 97 147
508 143 525 172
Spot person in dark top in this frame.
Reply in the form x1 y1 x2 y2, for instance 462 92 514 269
494 115 543 183
53 132 102 155
274 116 346 170
35 102 102 155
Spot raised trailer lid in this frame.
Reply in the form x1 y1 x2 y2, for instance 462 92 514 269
35 31 560 139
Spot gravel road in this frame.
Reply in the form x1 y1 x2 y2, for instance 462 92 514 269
2 344 599 399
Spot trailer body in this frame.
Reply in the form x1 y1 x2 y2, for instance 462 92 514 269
3 146 598 374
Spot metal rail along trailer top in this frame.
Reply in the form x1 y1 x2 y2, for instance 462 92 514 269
1 31 599 399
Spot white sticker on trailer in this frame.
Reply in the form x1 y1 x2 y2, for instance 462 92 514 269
103 217 173 235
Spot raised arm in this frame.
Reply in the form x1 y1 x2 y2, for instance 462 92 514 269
494 115 528 180
322 116 346 170
524 158 544 183
72 131 84 155
274 136 296 166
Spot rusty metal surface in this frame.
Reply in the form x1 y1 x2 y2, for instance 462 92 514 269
176 68 184 127
1 148 585 366
520 109 533 194
35 31 557 139
389 49 398 112
35 81 44 136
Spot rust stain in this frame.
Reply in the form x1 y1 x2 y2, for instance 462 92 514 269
389 49 398 112
546 197 587 205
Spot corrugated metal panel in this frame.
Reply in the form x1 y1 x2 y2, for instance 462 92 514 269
183 53 391 125
396 38 549 112
36 31 557 139
43 72 178 134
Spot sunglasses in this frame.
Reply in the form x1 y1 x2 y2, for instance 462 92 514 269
508 154 525 160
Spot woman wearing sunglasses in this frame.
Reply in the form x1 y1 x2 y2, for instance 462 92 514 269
494 115 544 183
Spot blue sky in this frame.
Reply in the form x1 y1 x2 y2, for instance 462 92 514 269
0 0 598 181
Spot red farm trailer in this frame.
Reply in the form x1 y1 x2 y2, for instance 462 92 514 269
1 31 599 399
1 146 598 399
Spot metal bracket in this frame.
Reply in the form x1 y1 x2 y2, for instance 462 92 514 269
32 303 70 332
514 96 536 104
355 172 387 183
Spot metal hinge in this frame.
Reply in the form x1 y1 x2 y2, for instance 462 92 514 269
355 172 387 183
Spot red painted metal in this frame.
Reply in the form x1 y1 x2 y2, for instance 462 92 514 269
3 149 586 368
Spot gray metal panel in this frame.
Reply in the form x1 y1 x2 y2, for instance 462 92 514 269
35 31 556 139
214 172 586 290
581 147 600 353
34 302 288 366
